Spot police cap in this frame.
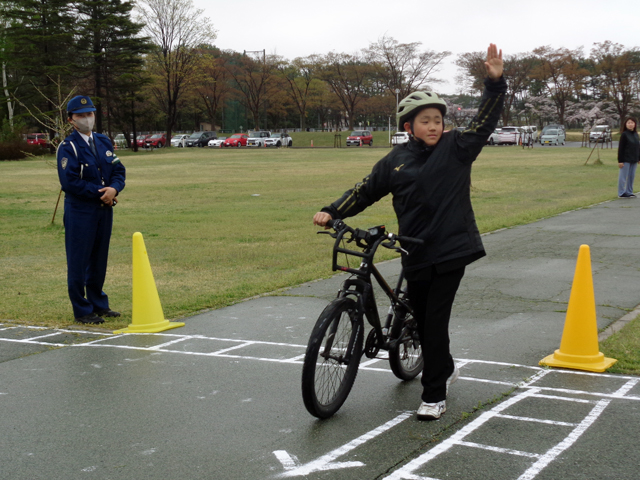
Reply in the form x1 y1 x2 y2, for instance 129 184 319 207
67 95 96 114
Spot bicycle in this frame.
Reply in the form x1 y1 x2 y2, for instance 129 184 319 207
301 219 425 419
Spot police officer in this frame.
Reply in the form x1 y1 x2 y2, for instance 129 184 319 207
57 95 126 324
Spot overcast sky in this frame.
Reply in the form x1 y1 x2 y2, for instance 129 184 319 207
194 0 640 95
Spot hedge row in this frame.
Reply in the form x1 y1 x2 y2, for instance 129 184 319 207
0 140 50 160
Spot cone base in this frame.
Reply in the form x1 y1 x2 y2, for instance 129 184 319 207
539 350 617 373
113 320 185 334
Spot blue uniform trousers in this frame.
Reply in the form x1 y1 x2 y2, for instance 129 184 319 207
63 199 113 318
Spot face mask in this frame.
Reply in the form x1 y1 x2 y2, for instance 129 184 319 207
73 116 95 134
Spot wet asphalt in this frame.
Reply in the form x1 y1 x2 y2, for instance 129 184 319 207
2 190 640 479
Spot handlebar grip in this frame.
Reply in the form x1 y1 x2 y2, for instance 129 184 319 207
397 235 424 246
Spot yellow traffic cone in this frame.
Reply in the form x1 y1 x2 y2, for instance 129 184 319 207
539 245 616 372
114 232 185 334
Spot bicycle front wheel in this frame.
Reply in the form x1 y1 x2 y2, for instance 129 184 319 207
388 304 424 381
301 298 364 419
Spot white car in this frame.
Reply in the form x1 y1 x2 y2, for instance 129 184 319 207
391 132 410 145
540 128 566 146
208 137 227 148
171 134 189 148
498 126 521 145
486 129 501 145
264 133 292 147
247 131 271 147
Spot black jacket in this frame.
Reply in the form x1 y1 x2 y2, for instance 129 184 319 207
618 130 640 164
322 77 507 277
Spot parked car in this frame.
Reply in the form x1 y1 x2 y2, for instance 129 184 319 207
346 130 373 146
540 124 565 143
223 133 248 147
208 137 227 148
186 131 217 147
589 125 612 143
486 129 501 145
498 126 521 145
136 134 152 148
247 130 271 147
145 133 167 148
264 133 292 147
26 133 49 148
114 133 128 148
171 134 189 148
540 128 566 146
391 132 410 145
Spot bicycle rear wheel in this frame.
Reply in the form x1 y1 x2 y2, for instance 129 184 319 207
388 301 423 381
301 298 363 419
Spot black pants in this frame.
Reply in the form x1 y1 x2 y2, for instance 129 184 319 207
407 267 465 403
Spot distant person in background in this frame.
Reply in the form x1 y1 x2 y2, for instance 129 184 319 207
57 95 126 324
618 117 639 198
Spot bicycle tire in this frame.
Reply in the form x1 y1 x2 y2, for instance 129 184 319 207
301 298 364 419
388 298 423 381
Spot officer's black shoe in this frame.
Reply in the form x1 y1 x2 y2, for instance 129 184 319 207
75 313 105 325
95 308 121 318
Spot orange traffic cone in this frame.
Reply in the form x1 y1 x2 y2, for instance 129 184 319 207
114 232 185 334
539 245 616 372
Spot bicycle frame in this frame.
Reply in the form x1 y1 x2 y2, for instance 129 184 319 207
330 226 414 351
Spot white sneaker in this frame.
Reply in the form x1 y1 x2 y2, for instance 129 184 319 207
446 363 460 395
417 400 446 420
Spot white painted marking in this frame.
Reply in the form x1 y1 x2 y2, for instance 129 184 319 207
612 377 640 397
273 450 299 470
17 332 60 341
457 440 541 458
516 399 611 480
495 413 577 427
147 337 191 350
277 412 412 477
382 389 540 480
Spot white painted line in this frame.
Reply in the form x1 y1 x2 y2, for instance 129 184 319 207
147 337 193 350
273 450 300 470
383 389 541 480
0 338 68 347
612 377 640 397
457 440 541 458
516 399 611 480
530 387 640 402
495 414 578 427
529 393 596 404
278 411 412 477
210 342 256 355
282 354 306 363
459 376 516 387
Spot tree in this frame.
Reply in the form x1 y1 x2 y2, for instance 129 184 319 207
223 50 280 131
137 0 216 144
591 41 640 121
501 54 537 125
75 0 152 137
532 46 588 125
455 51 486 95
319 52 375 130
365 35 451 98
0 0 77 134
193 46 231 129
277 55 324 130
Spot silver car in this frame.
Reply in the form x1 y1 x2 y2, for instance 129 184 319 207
540 129 566 146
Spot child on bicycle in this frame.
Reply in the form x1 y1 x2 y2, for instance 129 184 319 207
313 44 505 420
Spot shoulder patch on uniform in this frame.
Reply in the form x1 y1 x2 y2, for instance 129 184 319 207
106 151 113 157
61 157 68 169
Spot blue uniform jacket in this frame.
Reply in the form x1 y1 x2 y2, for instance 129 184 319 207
57 130 126 204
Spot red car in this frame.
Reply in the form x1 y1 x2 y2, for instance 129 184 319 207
223 133 248 147
346 130 373 146
26 133 49 148
136 134 151 148
145 133 166 148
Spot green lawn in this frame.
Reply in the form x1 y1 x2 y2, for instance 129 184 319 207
0 145 622 335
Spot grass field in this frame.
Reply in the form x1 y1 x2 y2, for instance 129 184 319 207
0 145 622 335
